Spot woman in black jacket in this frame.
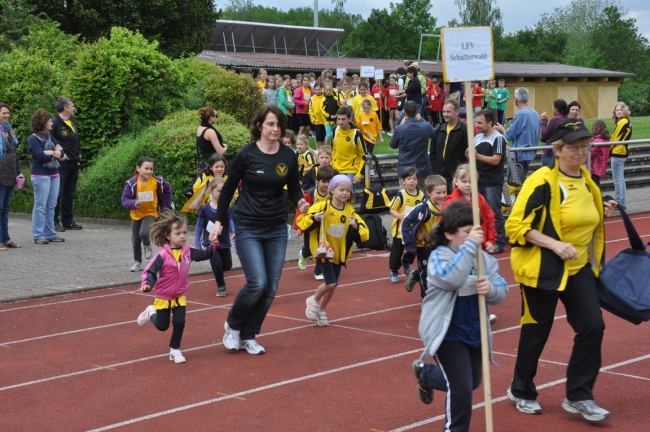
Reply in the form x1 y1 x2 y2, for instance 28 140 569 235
404 66 423 107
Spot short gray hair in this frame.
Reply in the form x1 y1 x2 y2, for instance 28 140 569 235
514 88 529 103
56 97 73 113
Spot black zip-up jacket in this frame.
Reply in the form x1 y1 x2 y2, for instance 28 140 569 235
429 120 468 183
51 115 82 162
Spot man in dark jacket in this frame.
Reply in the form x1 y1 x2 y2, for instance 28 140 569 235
389 101 434 190
429 99 468 192
52 97 83 231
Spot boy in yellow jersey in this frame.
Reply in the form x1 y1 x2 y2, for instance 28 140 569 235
401 175 448 298
309 81 327 148
338 77 356 109
331 106 367 192
357 99 384 175
388 167 424 283
351 82 379 123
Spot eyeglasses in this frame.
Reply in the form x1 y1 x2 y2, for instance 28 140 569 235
564 144 590 153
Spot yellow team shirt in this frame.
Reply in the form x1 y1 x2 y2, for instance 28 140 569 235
416 201 441 247
351 95 378 121
390 189 424 239
357 111 382 145
558 171 600 275
309 94 327 125
130 176 158 220
443 123 454 160
338 90 356 107
331 127 367 177
63 119 75 133
298 150 317 175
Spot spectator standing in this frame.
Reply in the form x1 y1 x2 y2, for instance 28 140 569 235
52 97 83 232
0 103 21 250
429 100 468 193
196 107 227 169
540 99 569 168
263 77 277 106
494 87 540 179
567 101 585 125
496 79 510 125
610 101 632 210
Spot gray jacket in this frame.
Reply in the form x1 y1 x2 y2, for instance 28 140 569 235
419 238 508 362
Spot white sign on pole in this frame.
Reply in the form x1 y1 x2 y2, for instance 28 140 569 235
360 66 375 78
441 27 494 82
336 68 346 79
374 69 384 80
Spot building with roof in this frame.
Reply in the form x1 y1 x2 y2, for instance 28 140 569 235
199 21 635 120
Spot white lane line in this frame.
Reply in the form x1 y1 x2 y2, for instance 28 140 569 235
0 291 132 313
334 324 421 341
605 215 650 225
606 234 650 244
86 348 422 432
491 314 567 335
389 352 650 431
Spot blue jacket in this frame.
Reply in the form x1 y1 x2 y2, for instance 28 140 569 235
389 117 434 178
401 198 435 251
28 133 63 176
504 107 541 163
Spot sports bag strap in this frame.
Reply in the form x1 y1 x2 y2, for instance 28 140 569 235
604 195 645 251
371 154 386 188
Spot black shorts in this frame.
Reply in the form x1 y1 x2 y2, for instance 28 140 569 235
297 113 312 127
320 260 342 286
314 125 326 142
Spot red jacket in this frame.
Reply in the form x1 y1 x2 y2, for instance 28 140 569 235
442 188 496 250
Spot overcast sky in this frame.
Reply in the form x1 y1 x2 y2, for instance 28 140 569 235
255 0 650 39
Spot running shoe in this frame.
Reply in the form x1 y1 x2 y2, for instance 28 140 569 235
216 286 227 297
240 339 265 355
314 273 324 280
562 399 610 421
507 386 542 414
411 360 433 404
130 261 141 272
298 251 307 271
223 321 241 351
317 309 329 327
405 268 419 293
137 305 155 326
490 314 498 325
47 237 65 242
305 296 319 321
389 272 399 283
169 349 186 364
144 245 152 260
33 238 49 245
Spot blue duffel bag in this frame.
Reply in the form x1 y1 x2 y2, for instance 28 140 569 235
597 204 650 325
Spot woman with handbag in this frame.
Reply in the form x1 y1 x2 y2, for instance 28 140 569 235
28 109 67 244
196 107 227 169
505 119 618 421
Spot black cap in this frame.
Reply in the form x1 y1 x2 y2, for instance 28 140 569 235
552 119 593 143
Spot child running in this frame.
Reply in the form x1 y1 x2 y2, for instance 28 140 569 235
180 153 227 214
298 175 369 326
121 157 172 272
411 201 508 432
309 81 327 148
388 167 424 283
301 145 338 191
322 83 340 147
137 211 217 363
357 99 384 175
296 134 317 180
401 175 448 298
195 177 235 297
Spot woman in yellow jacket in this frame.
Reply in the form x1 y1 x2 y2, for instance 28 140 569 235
610 102 632 210
505 119 618 422
297 175 369 326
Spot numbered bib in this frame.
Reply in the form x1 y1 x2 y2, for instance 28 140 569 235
347 99 353 106
138 192 154 202
373 93 380 98
304 94 311 101
327 224 345 238
389 89 396 95
288 96 293 103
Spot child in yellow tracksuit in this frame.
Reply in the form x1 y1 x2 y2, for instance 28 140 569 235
297 175 369 326
309 81 326 149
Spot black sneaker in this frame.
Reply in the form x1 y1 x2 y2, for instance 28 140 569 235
216 286 227 297
47 237 65 242
490 246 504 255
34 238 49 245
411 360 433 405
54 223 65 232
405 268 419 293
63 221 82 230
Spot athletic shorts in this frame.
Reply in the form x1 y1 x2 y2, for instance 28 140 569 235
320 260 342 286
297 113 312 127
314 125 326 142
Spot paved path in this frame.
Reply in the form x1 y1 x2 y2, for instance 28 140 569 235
2 186 648 303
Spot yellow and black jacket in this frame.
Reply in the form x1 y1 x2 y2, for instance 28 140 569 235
296 200 369 265
505 163 604 291
610 117 632 158
331 127 367 178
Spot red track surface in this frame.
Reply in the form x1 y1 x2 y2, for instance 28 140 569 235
2 213 650 431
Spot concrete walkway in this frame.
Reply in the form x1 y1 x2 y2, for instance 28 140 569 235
1 187 649 303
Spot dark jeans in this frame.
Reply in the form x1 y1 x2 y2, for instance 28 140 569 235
0 185 14 243
511 265 604 401
497 109 505 125
54 160 80 226
131 216 154 262
478 184 506 249
228 223 288 340
519 160 531 180
210 247 233 287
420 341 483 432
151 306 186 350
389 237 404 272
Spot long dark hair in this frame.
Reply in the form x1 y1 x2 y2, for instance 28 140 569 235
202 153 228 176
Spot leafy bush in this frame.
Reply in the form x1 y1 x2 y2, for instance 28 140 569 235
71 110 250 220
619 81 650 117
68 27 184 162
204 72 263 126
174 58 227 110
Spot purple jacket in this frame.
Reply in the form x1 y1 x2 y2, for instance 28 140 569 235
540 113 567 156
121 174 172 213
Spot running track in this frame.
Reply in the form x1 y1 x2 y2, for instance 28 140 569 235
2 213 650 431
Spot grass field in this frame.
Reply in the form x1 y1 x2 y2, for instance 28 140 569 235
309 116 650 155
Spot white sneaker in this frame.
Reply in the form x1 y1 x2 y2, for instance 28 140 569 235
314 273 324 280
130 261 141 272
137 305 155 326
240 339 265 355
490 314 497 325
144 245 152 260
305 296 319 321
169 349 186 363
298 251 307 271
223 321 241 351
317 309 329 327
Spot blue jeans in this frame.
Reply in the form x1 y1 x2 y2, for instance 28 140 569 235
0 185 15 243
479 184 506 249
54 160 80 226
540 154 555 168
31 176 60 240
228 223 288 340
611 157 627 207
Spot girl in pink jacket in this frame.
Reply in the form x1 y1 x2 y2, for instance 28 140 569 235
136 211 216 363
590 120 611 187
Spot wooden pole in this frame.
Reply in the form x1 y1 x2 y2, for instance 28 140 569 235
464 80 494 432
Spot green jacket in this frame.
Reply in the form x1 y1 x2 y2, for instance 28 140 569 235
277 86 293 116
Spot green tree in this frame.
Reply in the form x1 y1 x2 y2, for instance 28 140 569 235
449 0 503 35
0 0 43 51
343 0 437 59
28 0 219 58
495 26 567 63
204 72 263 126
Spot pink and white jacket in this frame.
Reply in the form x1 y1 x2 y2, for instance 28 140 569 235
142 243 215 300
294 86 312 115
591 134 610 178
